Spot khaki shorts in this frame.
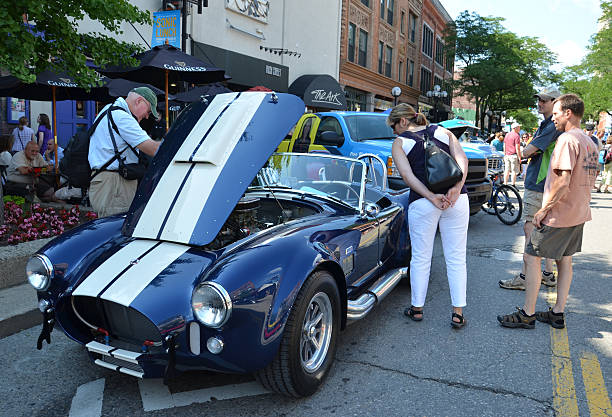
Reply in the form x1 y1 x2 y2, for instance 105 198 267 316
525 223 584 260
504 154 519 176
89 171 137 218
523 189 543 222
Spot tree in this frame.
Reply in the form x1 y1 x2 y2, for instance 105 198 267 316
0 0 151 87
561 1 612 118
445 11 558 129
507 108 539 133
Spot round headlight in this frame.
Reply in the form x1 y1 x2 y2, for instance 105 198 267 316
26 255 54 291
192 282 232 328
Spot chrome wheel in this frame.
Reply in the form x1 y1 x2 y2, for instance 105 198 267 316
300 292 333 373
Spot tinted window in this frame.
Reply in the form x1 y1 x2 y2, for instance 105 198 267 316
343 115 394 141
315 117 343 143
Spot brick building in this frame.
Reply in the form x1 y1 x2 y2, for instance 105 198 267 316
417 0 453 120
339 0 453 114
339 0 424 111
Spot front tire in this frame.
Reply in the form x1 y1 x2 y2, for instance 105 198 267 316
256 270 340 397
494 185 523 225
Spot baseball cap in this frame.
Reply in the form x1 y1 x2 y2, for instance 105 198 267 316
511 122 521 129
131 87 159 119
534 87 561 101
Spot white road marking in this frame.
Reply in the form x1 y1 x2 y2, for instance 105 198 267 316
69 378 105 417
138 378 269 412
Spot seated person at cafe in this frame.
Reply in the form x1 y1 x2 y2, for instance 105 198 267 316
6 141 61 202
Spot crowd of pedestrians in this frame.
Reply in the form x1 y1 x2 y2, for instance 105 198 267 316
387 91 604 332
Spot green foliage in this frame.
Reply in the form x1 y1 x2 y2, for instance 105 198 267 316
507 109 539 132
3 195 26 206
0 0 151 87
561 1 612 118
445 11 558 128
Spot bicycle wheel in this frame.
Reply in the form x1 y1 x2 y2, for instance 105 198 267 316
494 185 523 225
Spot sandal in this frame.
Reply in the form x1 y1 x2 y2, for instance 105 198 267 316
535 307 565 329
404 306 423 321
451 312 467 329
497 307 535 329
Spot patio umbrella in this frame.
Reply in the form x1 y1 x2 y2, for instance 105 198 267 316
172 83 232 103
101 44 227 130
0 71 111 174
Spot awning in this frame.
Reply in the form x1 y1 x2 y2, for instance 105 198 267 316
289 74 347 110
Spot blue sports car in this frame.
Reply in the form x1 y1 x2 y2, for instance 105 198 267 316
28 92 411 397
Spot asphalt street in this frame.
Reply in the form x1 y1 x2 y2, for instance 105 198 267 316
1 187 610 417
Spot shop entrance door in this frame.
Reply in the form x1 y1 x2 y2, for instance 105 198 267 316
56 100 96 148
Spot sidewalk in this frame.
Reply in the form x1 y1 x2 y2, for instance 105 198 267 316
0 283 39 338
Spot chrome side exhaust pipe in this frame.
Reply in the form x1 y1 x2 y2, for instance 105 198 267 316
346 267 408 322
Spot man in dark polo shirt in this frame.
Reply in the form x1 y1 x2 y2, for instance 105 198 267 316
499 87 561 291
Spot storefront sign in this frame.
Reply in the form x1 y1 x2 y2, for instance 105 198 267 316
226 0 269 23
152 10 181 48
310 90 343 107
265 65 282 77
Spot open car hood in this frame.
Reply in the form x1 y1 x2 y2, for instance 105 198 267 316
122 92 305 246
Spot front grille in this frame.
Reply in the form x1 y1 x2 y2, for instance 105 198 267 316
466 158 488 182
72 296 162 345
488 157 503 172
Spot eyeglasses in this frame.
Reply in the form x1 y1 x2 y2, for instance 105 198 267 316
141 97 152 116
537 97 551 103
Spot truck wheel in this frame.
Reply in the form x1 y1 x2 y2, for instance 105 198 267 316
256 270 340 397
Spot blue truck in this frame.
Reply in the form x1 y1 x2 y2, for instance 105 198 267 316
277 111 494 215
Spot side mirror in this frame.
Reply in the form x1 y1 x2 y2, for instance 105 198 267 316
318 131 344 147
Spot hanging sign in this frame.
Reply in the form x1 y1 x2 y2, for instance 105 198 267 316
152 10 181 48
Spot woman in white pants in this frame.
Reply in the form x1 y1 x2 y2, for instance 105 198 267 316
389 104 470 328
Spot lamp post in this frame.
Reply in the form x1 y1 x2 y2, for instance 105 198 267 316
391 86 401 106
425 84 448 123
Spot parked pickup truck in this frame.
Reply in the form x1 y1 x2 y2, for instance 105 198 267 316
278 112 492 215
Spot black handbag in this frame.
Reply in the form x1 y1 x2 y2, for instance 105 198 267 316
423 128 463 193
107 110 147 181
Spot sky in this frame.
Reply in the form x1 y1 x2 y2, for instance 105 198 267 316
440 0 603 70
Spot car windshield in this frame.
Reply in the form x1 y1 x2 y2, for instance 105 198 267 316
253 153 366 209
343 114 395 140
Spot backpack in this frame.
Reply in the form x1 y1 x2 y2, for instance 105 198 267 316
60 106 126 188
599 148 608 165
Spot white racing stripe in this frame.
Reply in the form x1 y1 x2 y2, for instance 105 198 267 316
131 93 237 239
72 240 158 298
69 378 105 417
132 92 267 243
100 242 188 307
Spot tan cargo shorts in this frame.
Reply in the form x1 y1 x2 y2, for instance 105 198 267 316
523 189 543 222
525 223 584 260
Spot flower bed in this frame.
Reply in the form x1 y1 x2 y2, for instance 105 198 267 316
1 196 97 246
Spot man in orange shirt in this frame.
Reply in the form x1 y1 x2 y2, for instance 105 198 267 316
503 122 522 186
497 94 598 329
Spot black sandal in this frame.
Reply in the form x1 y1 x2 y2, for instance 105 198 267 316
451 312 467 329
404 306 423 321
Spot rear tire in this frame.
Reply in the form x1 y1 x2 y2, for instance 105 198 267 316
255 270 340 397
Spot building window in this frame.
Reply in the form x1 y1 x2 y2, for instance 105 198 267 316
435 38 444 66
434 75 443 89
420 67 432 94
378 41 384 74
361 0 370 7
380 0 385 19
400 11 405 34
348 23 356 62
422 23 433 57
408 60 414 87
409 13 417 43
358 29 368 67
446 52 454 72
345 87 368 112
398 61 403 82
385 46 392 77
386 0 394 25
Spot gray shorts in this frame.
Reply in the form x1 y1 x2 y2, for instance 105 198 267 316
525 223 584 260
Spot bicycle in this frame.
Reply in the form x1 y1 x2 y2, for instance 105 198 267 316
481 174 523 225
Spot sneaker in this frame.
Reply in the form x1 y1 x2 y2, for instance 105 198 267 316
497 307 536 329
541 271 557 287
499 274 525 290
535 307 565 329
